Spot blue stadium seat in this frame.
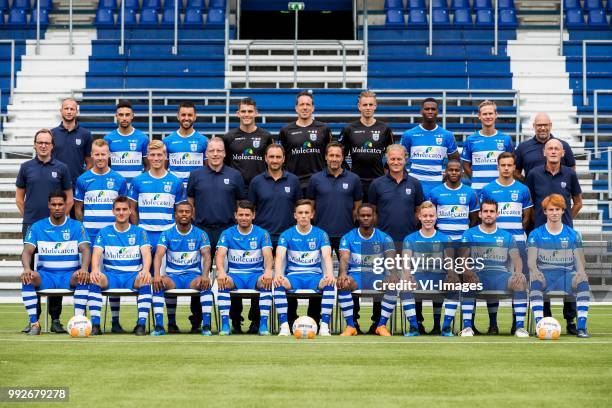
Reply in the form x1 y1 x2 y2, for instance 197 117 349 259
407 0 425 9
475 9 493 25
95 7 114 25
0 0 7 12
432 0 448 9
164 0 184 10
7 8 27 24
206 7 225 25
563 0 581 10
453 8 472 26
565 8 586 27
451 0 470 11
118 8 137 25
209 0 226 8
587 9 608 25
124 0 140 10
162 7 181 24
583 0 604 11
607 1 612 13
142 0 162 10
498 8 517 27
184 7 203 25
408 8 427 25
186 0 205 10
498 0 515 9
98 0 117 10
12 0 31 10
433 8 450 24
384 0 404 10
30 7 49 25
140 8 159 24
473 0 493 10
33 0 53 10
0 9 4 23
385 9 404 25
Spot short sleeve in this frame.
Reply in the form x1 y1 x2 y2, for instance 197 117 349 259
508 235 518 252
414 180 425 207
383 126 395 147
140 229 150 247
187 173 196 198
118 177 128 196
127 180 139 201
368 182 379 206
16 165 26 188
570 171 582 196
175 180 186 203
574 230 583 250
77 222 89 245
141 136 149 157
94 232 105 249
402 236 412 252
469 190 480 212
514 145 524 170
200 231 211 249
84 131 93 157
505 136 514 152
339 234 350 251
383 234 395 252
446 132 458 155
261 230 272 249
61 165 72 190
277 232 288 249
217 230 229 249
234 173 247 200
352 176 363 201
522 186 533 209
399 131 411 153
320 231 331 248
527 231 537 248
24 224 37 246
247 181 258 204
306 177 316 200
460 138 472 162
157 231 169 248
563 143 576 167
74 178 85 201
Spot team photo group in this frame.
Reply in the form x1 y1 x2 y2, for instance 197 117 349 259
15 90 590 339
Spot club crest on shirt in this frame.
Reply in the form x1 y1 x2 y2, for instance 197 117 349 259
224 178 229 185
511 192 518 201
372 244 381 253
405 188 412 195
497 142 504 150
163 183 172 193
253 139 260 148
188 241 196 250
284 186 291 193
107 179 115 189
308 130 317 141
250 240 257 249
561 239 569 249
342 183 348 190
190 143 197 152
51 171 58 178
436 137 443 146
496 237 505 247
432 243 440 253
459 195 467 204
130 142 137 151
372 131 380 141
75 139 82 146
561 182 567 188
62 230 70 241
129 235 136 245
308 240 316 250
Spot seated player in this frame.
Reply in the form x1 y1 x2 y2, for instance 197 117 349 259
151 201 213 336
337 203 396 336
215 200 274 336
528 194 590 338
273 199 336 336
459 199 528 337
87 196 153 336
401 201 460 337
20 191 90 336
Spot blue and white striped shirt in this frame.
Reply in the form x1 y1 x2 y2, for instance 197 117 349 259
527 224 582 275
461 226 516 274
94 224 150 274
479 179 533 242
403 230 452 274
460 131 514 192
163 130 208 184
103 128 149 183
218 225 271 274
278 225 330 275
158 225 210 275
339 228 395 274
429 183 479 241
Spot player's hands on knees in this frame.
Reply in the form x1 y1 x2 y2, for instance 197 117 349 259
195 276 211 290
261 272 273 290
76 268 89 285
138 270 151 285
273 275 286 288
572 272 587 290
530 270 545 286
152 275 164 292
463 270 480 284
508 272 526 291
20 269 34 285
90 270 102 285
336 274 350 290
321 275 336 287
217 273 229 290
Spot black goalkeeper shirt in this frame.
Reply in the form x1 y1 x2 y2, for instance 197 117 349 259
221 127 273 185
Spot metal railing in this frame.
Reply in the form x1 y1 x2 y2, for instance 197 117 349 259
559 0 564 56
0 40 15 103
243 40 350 89
582 41 612 106
594 90 612 159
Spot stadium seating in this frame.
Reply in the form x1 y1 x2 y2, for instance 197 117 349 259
475 9 493 26
7 8 27 25
0 0 7 12
607 1 612 13
184 7 203 25
451 0 470 11
98 0 118 10
473 0 493 10
162 8 181 25
563 0 582 10
124 0 140 11
499 9 517 27
384 0 405 10
206 8 225 26
95 8 115 25
30 7 49 26
565 8 586 27
209 0 226 8
432 9 450 25
140 8 159 24
587 9 609 25
119 8 137 25
407 0 425 10
12 0 31 10
386 9 405 26
498 0 515 9
583 0 604 11
453 8 473 26
408 8 427 25
186 0 206 10
432 0 448 10
142 0 162 11
164 0 185 11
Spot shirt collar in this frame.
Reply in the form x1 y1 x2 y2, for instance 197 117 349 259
35 156 55 165
58 122 80 132
264 170 287 181
532 134 556 145
385 171 408 183
323 167 345 178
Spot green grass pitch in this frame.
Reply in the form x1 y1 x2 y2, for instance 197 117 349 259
1 303 611 407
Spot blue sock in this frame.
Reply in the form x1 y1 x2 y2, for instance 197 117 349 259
513 291 528 329
274 286 288 325
259 289 272 327
576 281 590 330
321 285 335 325
378 293 397 327
462 299 475 328
87 284 103 326
338 290 355 328
217 289 230 329
530 280 544 325
442 299 458 330
22 283 38 324
200 290 213 328
73 284 89 316
260 315 269 331
152 289 165 327
137 285 152 326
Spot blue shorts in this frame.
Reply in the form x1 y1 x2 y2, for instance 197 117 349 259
541 271 575 294
38 271 74 290
147 231 162 253
228 272 262 290
476 271 510 292
106 271 139 290
287 274 321 291
168 272 200 290
349 272 381 291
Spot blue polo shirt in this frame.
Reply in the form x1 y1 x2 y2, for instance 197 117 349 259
368 172 425 242
16 157 72 224
525 164 581 228
307 168 362 238
187 164 246 227
248 170 301 238
515 135 576 176
51 122 93 184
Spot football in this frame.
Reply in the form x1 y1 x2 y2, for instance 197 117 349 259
292 316 318 339
67 315 92 338
536 317 561 340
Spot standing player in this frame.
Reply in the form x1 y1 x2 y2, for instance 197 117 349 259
74 139 128 333
20 191 90 335
337 204 396 336
103 100 149 186
163 101 208 189
461 100 514 193
399 202 459 337
273 200 335 336
87 196 152 336
222 97 274 186
479 152 532 334
215 201 274 336
128 140 184 255
528 194 590 338
339 91 394 201
459 200 528 337
400 98 459 199
279 91 333 194
152 201 213 336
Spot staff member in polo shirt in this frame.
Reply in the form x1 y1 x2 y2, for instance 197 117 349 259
515 112 576 180
15 129 73 334
51 98 93 187
249 144 301 247
525 137 582 334
187 137 246 332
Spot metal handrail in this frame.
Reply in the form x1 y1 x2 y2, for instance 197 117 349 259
559 0 564 56
593 90 612 159
35 0 40 55
119 0 125 55
0 40 15 103
582 40 612 106
243 40 350 89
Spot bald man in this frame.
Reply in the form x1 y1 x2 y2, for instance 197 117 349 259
514 113 576 181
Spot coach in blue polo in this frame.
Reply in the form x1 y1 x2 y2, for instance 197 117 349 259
307 141 362 254
249 143 301 246
368 144 424 244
